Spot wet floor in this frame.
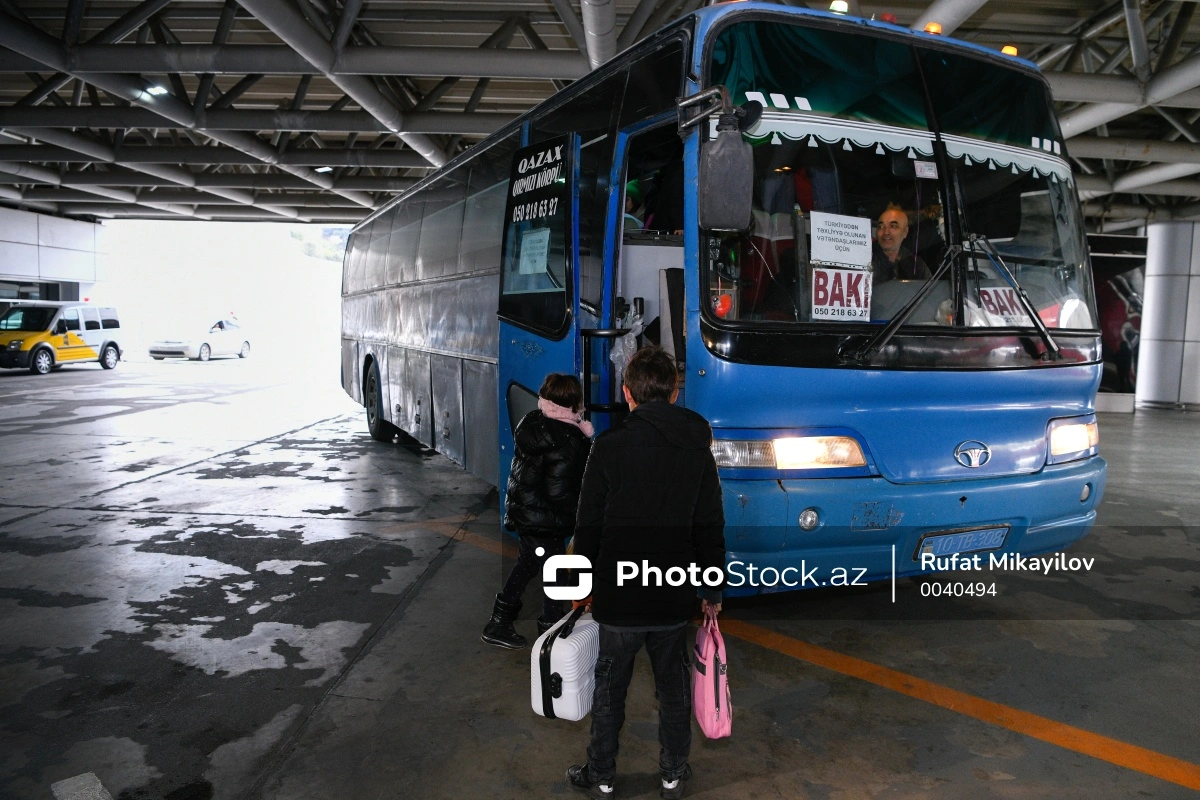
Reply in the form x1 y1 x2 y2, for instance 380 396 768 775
0 360 1197 799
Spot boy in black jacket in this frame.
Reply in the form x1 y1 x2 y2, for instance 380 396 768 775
567 347 725 800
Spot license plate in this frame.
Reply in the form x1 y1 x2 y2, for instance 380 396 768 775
917 527 1008 559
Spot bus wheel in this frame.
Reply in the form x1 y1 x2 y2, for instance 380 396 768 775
365 362 398 442
30 348 53 375
197 343 211 362
101 344 119 369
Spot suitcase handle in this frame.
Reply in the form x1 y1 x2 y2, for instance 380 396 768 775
539 606 587 718
560 605 585 638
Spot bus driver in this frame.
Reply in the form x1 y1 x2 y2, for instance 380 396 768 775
872 205 931 283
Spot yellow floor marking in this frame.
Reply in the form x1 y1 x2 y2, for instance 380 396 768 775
721 618 1200 792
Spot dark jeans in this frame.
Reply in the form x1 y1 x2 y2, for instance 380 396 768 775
499 534 565 622
586 623 691 783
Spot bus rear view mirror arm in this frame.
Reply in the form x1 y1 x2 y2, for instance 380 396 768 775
677 86 758 234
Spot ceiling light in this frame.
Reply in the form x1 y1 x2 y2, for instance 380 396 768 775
314 166 333 173
146 85 168 96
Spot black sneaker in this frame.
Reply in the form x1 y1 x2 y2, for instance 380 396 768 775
567 764 614 799
660 764 692 799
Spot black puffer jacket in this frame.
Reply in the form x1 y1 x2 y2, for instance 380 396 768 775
503 410 592 538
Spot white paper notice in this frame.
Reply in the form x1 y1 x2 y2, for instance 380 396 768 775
518 228 551 275
810 211 872 267
811 266 872 321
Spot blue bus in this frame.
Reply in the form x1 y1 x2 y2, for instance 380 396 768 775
341 2 1105 596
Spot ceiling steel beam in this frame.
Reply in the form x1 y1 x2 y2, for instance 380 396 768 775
1076 174 1200 197
18 188 370 208
1059 52 1200 137
55 203 368 223
911 0 989 36
236 0 447 168
0 11 376 210
0 170 416 192
0 45 592 81
0 144 431 168
1068 136 1200 163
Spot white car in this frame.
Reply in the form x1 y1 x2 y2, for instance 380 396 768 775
149 319 250 361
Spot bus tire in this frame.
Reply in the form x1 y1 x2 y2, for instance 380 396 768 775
239 341 250 358
365 361 398 442
100 344 119 369
197 343 211 362
30 347 54 375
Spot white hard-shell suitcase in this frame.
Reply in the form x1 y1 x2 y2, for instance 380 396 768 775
531 606 600 721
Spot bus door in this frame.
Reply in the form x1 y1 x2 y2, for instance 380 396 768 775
612 118 688 397
497 134 579 506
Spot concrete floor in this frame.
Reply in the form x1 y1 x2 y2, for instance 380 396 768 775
0 359 1197 800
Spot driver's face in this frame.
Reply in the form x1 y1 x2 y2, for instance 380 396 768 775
875 210 909 256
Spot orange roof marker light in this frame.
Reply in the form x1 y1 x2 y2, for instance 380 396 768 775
829 0 849 14
924 21 943 34
1001 45 1019 56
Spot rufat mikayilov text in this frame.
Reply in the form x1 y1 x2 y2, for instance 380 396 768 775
920 552 1096 575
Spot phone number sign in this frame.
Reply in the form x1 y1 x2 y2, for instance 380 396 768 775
812 267 872 321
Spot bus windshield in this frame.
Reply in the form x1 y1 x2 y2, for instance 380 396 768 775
704 19 1095 335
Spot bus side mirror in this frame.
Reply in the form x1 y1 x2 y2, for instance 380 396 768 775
54 320 67 334
698 111 753 234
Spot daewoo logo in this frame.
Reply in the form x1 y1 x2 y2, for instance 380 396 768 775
954 440 992 468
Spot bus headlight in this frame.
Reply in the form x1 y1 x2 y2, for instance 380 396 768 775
712 437 866 469
1047 417 1099 464
7 340 22 350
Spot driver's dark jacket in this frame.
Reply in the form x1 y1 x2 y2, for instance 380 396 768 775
503 410 591 539
573 400 725 626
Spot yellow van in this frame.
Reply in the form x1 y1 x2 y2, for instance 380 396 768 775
0 301 123 375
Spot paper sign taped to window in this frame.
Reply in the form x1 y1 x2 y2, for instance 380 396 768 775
518 228 551 275
977 287 1032 326
810 211 872 267
812 266 872 321
914 160 938 179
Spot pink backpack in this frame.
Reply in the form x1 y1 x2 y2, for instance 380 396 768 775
692 607 732 738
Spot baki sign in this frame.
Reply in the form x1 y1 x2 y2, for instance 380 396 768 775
812 266 872 321
976 287 1032 326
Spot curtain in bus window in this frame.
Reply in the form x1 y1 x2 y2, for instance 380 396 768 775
918 50 1060 150
709 22 927 129
387 199 423 285
416 164 469 280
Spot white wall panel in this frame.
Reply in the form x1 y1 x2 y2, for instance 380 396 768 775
1135 339 1183 405
1140 274 1190 342
0 240 39 278
0 206 38 246
40 247 95 282
1183 276 1200 343
1148 221 1193 277
1179 342 1200 405
38 215 95 252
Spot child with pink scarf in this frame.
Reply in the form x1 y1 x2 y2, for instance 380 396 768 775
482 374 593 649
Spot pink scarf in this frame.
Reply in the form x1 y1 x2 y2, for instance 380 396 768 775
538 397 594 437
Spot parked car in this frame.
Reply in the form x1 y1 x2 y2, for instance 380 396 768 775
0 301 123 375
149 318 250 362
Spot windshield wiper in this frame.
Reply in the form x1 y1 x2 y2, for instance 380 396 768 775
968 233 1061 360
842 244 960 364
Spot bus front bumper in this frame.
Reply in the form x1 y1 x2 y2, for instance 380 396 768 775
720 457 1106 596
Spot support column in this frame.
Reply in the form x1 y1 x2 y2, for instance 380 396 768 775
1138 222 1200 407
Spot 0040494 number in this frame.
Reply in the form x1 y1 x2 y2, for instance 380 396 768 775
919 581 997 598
